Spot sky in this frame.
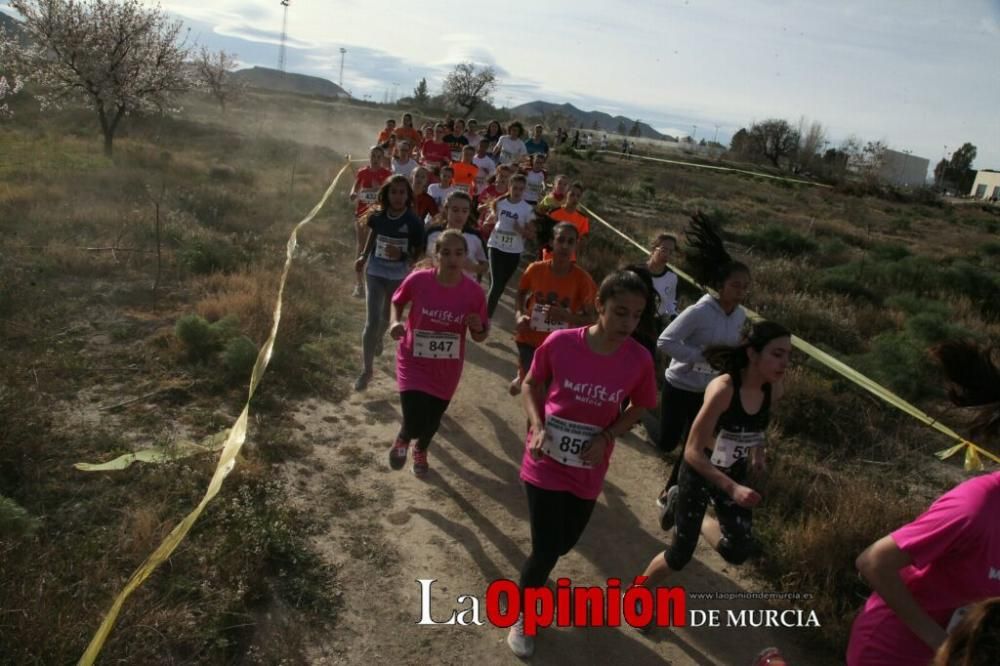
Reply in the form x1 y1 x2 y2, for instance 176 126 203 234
3 0 999 173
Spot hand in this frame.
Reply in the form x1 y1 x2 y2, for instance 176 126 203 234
731 484 762 509
580 431 610 465
516 314 532 334
384 244 403 261
750 447 767 476
389 322 405 340
466 314 483 333
354 255 366 273
527 425 546 460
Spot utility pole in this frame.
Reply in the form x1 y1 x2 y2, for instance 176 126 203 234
713 124 720 144
277 0 290 72
691 124 697 143
339 47 346 89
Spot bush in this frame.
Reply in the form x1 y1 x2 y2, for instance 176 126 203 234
870 242 910 261
943 261 1000 319
223 335 259 383
885 294 948 318
743 223 818 257
904 312 972 345
174 313 240 363
179 237 245 275
816 275 881 304
859 331 937 401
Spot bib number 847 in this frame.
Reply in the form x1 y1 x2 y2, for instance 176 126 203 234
428 340 453 353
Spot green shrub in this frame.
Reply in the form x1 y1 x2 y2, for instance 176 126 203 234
870 242 910 261
817 275 881 304
904 312 971 344
859 331 937 401
980 241 1000 257
175 314 241 363
743 223 818 257
179 237 244 275
0 495 40 537
223 335 259 383
943 261 1000 319
885 294 948 318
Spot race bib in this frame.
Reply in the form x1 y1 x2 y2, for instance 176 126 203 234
542 415 601 468
375 235 408 260
692 361 717 375
530 303 568 333
493 229 518 251
412 330 460 359
358 189 378 204
454 183 471 194
527 181 543 198
710 429 765 468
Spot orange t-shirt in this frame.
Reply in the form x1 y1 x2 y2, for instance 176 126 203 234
394 126 422 148
515 260 597 348
541 208 590 261
377 128 394 144
451 161 479 196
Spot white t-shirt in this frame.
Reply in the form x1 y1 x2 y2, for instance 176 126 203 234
472 154 497 178
487 198 534 255
494 136 527 165
525 169 546 203
425 229 487 277
392 158 418 178
427 183 456 208
651 267 679 317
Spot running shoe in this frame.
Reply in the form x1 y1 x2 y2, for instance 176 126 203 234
412 447 429 478
388 438 410 470
506 615 534 658
508 376 522 396
353 371 372 391
351 284 364 299
658 485 679 532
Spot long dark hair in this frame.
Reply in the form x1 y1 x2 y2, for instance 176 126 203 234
704 320 791 378
685 211 749 289
620 264 660 349
375 174 414 212
931 341 1000 440
932 597 1000 666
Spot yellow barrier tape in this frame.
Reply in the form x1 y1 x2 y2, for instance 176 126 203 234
578 202 998 471
74 430 230 471
78 160 354 665
585 149 834 188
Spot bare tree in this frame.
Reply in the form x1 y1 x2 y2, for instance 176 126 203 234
194 47 242 112
797 118 827 170
442 62 497 116
1 0 192 156
747 119 800 169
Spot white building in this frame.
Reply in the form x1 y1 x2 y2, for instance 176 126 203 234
970 170 1000 200
878 148 930 187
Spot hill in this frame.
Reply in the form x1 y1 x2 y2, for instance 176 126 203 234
511 100 673 140
230 66 349 100
0 10 30 46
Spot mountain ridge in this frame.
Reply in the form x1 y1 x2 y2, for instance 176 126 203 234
510 100 673 141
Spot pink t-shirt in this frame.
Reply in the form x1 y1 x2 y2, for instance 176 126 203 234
392 269 488 401
519 328 657 500
847 471 1000 666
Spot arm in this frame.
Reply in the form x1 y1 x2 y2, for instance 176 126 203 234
466 313 488 343
682 379 761 508
354 228 375 272
388 300 407 339
856 536 947 650
515 288 533 333
522 368 547 458
657 307 706 362
580 402 647 465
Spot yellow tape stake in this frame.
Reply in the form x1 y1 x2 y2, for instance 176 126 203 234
74 430 230 472
78 160 354 665
578 202 996 472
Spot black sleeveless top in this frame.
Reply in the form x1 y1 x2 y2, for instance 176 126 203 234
715 373 772 436
703 373 772 473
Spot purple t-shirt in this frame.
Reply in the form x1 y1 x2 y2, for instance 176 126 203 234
847 471 1000 665
392 269 488 401
519 328 657 500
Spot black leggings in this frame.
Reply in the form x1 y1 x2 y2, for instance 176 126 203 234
519 483 596 589
398 390 450 451
487 247 522 317
659 382 705 492
665 457 754 571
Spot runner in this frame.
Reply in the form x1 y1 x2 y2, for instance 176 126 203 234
524 124 550 156
464 118 482 147
451 145 479 197
472 138 497 181
541 183 589 261
353 175 425 391
428 165 457 209
493 121 528 166
376 118 396 144
421 123 453 169
485 174 535 317
392 140 419 179
647 232 680 330
425 192 488 280
477 163 513 231
484 119 504 151
505 269 658 657
349 146 392 298
411 166 439 224
657 213 750 527
634 320 791 620
443 118 470 162
386 228 489 478
510 223 597 396
847 340 1000 666
395 113 422 148
523 153 547 206
380 134 397 168
536 174 570 215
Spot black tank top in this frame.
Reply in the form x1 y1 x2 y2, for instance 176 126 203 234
704 373 771 473
715 373 771 435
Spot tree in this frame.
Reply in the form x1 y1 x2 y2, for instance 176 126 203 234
746 119 799 168
616 119 627 135
441 62 496 116
0 74 24 119
860 140 888 181
949 143 977 172
194 47 242 112
797 119 827 171
729 128 751 155
944 142 977 193
1 0 192 156
413 78 430 105
591 119 600 130
629 119 642 137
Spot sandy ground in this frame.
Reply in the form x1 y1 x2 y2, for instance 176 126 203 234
281 274 837 666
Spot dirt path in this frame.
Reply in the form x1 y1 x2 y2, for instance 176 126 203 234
276 273 838 665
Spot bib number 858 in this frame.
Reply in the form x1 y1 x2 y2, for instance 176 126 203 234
559 436 587 455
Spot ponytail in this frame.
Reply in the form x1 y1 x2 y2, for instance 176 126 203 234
704 320 791 378
685 211 749 289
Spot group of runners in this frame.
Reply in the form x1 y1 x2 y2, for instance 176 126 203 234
346 114 1000 665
